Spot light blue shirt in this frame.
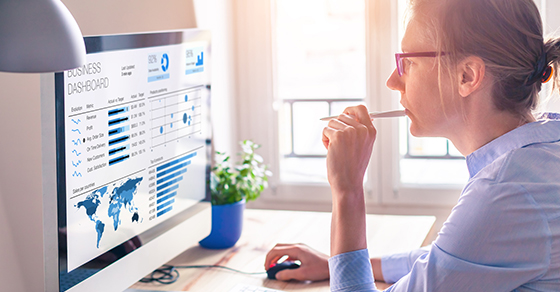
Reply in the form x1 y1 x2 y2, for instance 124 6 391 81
329 113 560 291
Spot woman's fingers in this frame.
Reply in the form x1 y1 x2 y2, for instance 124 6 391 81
264 243 330 282
322 106 375 147
322 114 355 149
322 105 377 195
264 244 303 269
343 104 374 126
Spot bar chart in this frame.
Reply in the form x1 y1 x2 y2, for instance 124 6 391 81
152 151 198 218
107 106 131 166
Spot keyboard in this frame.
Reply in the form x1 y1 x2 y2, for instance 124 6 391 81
228 283 286 292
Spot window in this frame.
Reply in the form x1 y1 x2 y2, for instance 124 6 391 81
234 0 560 208
274 0 366 184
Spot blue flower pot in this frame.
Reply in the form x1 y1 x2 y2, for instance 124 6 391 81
199 199 245 249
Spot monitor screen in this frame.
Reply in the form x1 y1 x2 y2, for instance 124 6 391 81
44 29 212 292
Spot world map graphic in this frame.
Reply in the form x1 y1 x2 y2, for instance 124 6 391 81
75 177 143 248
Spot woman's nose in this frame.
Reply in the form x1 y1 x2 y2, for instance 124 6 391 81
386 68 404 93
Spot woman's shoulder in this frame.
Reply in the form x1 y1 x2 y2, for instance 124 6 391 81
460 144 560 227
496 143 560 184
470 140 560 186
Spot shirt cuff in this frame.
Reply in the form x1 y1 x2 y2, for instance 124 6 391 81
329 249 377 292
381 247 430 284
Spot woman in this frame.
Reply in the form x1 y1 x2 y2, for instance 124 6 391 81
265 0 560 291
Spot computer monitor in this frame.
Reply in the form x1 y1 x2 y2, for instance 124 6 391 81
41 29 212 292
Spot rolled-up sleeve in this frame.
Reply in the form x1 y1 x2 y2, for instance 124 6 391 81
329 249 379 292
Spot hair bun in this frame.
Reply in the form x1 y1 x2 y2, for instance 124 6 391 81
526 51 549 85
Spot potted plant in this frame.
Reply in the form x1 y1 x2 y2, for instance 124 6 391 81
199 140 272 249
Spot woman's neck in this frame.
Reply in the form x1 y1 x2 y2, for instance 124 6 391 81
448 109 535 156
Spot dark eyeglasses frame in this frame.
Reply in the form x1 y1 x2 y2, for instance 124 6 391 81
395 52 446 76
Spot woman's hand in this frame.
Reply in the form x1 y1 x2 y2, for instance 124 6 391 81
322 105 377 196
264 243 330 282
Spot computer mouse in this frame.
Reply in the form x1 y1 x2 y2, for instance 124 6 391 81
266 261 301 280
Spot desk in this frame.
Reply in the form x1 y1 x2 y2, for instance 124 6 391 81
130 209 435 291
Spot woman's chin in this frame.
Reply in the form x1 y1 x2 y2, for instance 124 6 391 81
409 124 433 138
408 125 423 137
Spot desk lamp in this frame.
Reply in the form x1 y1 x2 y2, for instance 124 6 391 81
0 0 85 72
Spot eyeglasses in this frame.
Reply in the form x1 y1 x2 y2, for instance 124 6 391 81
395 52 446 76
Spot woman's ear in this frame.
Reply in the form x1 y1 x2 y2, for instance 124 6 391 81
457 56 485 97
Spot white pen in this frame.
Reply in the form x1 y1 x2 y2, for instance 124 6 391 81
320 109 406 121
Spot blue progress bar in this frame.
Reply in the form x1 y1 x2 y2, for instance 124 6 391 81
156 176 183 191
157 206 173 217
108 106 129 116
109 154 130 166
185 68 204 75
109 144 130 156
109 135 129 146
148 73 170 83
108 125 130 136
157 198 175 211
157 152 197 172
157 184 179 198
156 168 187 185
157 192 177 204
157 161 191 178
108 116 129 126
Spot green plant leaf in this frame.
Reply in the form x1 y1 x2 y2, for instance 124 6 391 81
209 139 273 205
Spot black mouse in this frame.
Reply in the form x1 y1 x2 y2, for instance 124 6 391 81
266 261 301 280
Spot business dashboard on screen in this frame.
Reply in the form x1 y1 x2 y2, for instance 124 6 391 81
48 29 212 292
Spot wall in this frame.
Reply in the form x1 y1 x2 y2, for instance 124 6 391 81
0 1 196 291
63 0 196 36
193 0 239 155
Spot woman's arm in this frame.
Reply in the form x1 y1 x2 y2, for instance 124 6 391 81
322 105 376 257
323 105 379 291
371 258 385 282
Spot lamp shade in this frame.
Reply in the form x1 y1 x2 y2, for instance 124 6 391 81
0 0 86 73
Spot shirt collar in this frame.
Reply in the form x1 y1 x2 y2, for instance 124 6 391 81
466 113 560 178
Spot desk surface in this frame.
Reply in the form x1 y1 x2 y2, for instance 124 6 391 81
130 209 435 292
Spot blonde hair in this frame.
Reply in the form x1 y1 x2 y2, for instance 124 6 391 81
409 0 559 116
